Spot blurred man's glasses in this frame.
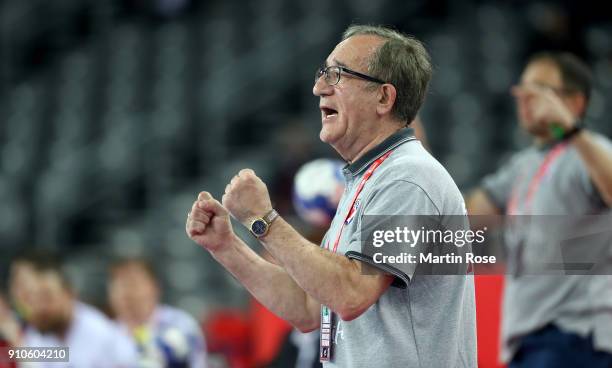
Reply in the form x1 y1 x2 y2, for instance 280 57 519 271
512 82 576 97
315 65 386 86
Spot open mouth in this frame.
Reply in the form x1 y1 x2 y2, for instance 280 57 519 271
321 107 338 119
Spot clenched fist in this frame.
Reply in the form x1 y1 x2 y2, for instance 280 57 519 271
186 191 235 252
511 83 576 132
222 169 273 225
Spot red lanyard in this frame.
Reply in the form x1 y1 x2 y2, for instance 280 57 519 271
507 142 568 215
326 150 394 254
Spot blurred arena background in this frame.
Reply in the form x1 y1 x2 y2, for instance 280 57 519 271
0 0 611 366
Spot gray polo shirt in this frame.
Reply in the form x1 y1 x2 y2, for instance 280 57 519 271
481 133 612 362
322 128 477 368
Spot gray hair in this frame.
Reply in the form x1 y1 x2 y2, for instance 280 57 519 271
342 25 432 124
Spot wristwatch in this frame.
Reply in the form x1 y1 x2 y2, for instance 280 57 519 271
249 209 279 238
561 121 585 141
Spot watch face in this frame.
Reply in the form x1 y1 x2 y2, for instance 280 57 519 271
251 219 268 236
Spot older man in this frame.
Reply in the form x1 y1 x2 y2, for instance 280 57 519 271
187 25 476 367
467 52 612 367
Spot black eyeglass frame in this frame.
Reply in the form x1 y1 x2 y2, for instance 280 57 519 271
315 65 387 85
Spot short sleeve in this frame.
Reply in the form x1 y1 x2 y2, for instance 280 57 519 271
345 180 442 288
106 325 139 367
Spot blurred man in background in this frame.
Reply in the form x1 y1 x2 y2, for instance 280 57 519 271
187 24 476 368
108 258 208 368
7 253 39 327
0 251 44 367
467 52 612 367
0 253 138 368
0 250 48 344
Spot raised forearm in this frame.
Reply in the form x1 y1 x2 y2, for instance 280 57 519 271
466 189 501 216
260 218 392 321
572 130 612 206
210 236 320 331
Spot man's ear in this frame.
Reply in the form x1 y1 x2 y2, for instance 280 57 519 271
376 84 397 116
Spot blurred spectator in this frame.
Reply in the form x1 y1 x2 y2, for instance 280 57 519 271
467 52 612 367
0 253 138 368
108 258 208 368
7 251 42 327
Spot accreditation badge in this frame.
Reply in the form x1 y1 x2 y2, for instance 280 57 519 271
319 305 334 362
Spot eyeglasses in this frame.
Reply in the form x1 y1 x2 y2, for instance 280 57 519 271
315 65 386 86
512 82 576 97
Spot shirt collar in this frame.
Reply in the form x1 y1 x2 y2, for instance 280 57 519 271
343 127 415 177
